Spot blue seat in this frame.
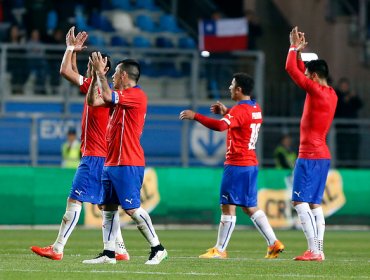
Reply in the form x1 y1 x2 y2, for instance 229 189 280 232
111 0 133 10
46 10 58 33
139 60 158 77
75 6 92 31
136 14 156 32
132 36 151 48
135 0 160 11
90 12 115 32
111 35 129 46
157 62 182 78
88 34 106 46
159 14 181 33
178 36 196 49
155 36 174 48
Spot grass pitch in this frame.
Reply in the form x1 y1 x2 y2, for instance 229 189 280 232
0 228 369 280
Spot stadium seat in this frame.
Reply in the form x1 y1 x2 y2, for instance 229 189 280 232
88 34 106 46
136 14 156 32
75 6 92 31
110 11 137 33
139 60 158 77
132 36 151 48
111 0 133 10
46 10 58 34
90 12 115 32
158 62 182 78
135 0 160 11
155 36 174 48
159 14 182 33
178 36 196 49
111 35 129 47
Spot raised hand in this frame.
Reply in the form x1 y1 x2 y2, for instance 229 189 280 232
210 101 228 115
89 52 107 74
289 26 301 46
65 26 76 47
179 110 196 120
297 32 308 51
65 26 88 51
75 31 88 51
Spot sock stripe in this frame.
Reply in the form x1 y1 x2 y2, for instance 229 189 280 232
107 213 115 241
307 211 317 238
140 214 155 238
63 211 77 238
221 222 233 249
254 221 269 242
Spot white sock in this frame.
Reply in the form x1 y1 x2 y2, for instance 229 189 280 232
250 210 277 246
215 215 236 252
102 210 119 252
131 207 160 247
115 223 127 254
294 203 318 253
312 207 325 253
53 201 81 253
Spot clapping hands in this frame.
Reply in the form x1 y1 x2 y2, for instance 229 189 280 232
66 26 88 52
290 26 308 51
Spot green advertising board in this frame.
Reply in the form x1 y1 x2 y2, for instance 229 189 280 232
0 167 369 226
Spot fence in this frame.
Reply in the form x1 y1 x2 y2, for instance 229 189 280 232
0 111 369 168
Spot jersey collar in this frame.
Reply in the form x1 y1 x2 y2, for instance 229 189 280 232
238 100 256 105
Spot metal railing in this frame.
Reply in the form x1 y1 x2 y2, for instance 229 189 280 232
0 112 369 168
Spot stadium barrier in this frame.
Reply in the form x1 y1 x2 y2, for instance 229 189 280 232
1 167 369 226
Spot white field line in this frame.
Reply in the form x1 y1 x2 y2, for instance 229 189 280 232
0 268 369 279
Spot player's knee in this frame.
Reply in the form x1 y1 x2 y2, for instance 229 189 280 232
242 206 257 216
124 208 137 216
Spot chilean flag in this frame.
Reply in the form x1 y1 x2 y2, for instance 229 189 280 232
199 17 248 52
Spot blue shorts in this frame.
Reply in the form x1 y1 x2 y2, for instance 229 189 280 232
100 166 145 210
292 158 330 204
69 156 105 204
220 165 258 207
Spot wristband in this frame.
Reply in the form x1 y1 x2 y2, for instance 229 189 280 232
289 47 298 52
66 46 75 52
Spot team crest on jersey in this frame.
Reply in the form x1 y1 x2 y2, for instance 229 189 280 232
252 112 262 119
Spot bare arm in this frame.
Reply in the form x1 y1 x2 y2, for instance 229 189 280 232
96 70 112 103
60 26 88 85
71 52 78 74
90 52 112 105
86 73 106 106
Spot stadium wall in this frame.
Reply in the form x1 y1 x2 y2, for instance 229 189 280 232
1 167 369 226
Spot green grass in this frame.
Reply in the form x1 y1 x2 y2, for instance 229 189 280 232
0 228 369 280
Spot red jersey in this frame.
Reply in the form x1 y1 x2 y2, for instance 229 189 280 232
104 86 147 166
286 50 337 159
220 100 263 166
79 76 109 157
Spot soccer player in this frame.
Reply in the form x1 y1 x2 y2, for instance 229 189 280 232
179 73 284 259
30 27 129 262
82 52 167 265
286 27 337 261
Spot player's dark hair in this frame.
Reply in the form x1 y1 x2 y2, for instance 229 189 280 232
117 59 141 83
233 73 254 96
306 59 329 79
89 52 111 73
